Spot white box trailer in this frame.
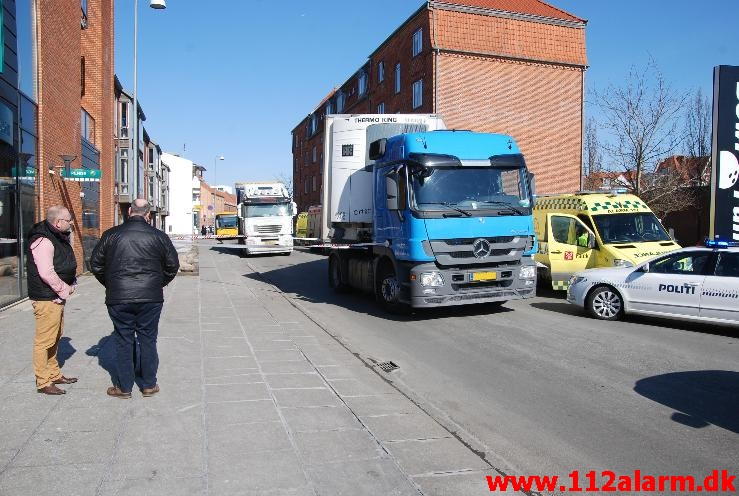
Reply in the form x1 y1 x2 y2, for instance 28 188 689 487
319 114 446 243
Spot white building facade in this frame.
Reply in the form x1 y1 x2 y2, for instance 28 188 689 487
161 152 196 235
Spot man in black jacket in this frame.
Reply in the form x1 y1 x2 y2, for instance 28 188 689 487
90 199 179 399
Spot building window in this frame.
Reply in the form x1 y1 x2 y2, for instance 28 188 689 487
81 0 88 28
326 101 333 115
358 71 367 96
394 64 401 94
119 150 129 194
149 176 155 201
378 61 384 83
412 79 423 109
336 91 345 112
412 28 423 57
147 148 154 170
304 178 309 194
81 108 95 144
120 102 128 137
312 176 317 191
80 57 85 97
309 113 317 135
377 102 385 114
312 146 317 163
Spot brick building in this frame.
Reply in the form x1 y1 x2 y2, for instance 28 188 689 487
35 0 115 270
292 0 587 211
0 0 115 307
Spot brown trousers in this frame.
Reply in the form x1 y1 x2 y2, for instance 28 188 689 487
32 301 65 388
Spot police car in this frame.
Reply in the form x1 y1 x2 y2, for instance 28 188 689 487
566 240 739 324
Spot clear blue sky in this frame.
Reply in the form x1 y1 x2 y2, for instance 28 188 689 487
114 1 739 189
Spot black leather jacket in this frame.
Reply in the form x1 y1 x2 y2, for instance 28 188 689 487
90 216 180 304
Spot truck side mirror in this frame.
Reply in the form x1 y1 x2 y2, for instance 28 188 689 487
386 176 398 211
369 138 387 161
290 202 297 216
588 234 597 250
527 172 536 197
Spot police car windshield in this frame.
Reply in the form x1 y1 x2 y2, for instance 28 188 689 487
410 166 529 212
243 204 290 217
592 212 671 244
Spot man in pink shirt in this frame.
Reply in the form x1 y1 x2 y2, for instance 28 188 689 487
26 206 78 395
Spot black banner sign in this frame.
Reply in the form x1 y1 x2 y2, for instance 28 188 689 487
710 65 739 240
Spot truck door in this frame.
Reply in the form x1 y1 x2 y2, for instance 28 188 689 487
546 213 597 290
379 166 407 250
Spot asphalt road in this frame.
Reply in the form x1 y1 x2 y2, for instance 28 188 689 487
222 246 739 491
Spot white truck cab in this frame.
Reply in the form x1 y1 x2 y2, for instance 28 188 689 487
237 182 296 256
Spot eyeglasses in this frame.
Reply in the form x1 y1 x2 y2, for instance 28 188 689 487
59 218 72 223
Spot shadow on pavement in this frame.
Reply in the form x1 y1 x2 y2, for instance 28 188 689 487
57 337 76 368
530 301 583 317
86 335 117 385
243 257 515 323
634 370 739 434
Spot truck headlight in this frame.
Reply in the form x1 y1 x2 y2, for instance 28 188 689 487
613 259 633 268
519 266 536 279
420 272 444 287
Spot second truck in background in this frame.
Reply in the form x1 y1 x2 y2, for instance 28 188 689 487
235 182 296 256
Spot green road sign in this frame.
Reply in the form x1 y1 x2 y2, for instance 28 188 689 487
11 166 36 177
61 168 102 181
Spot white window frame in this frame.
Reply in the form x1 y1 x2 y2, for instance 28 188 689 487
358 72 367 96
412 79 423 109
377 102 385 114
394 64 401 94
412 28 423 57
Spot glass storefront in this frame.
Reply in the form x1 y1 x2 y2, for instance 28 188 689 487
80 137 100 270
0 1 39 307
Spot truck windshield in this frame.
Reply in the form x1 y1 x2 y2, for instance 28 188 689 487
410 163 529 213
592 213 671 244
216 215 238 228
244 204 291 217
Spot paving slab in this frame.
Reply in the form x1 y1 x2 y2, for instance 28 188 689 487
362 412 451 442
281 405 363 433
385 438 491 476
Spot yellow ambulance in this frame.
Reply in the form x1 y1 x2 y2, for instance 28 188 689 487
295 212 308 239
533 192 680 290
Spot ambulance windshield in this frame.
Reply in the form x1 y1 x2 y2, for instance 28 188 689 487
592 213 671 244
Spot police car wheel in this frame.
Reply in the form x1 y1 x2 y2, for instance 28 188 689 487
587 286 624 321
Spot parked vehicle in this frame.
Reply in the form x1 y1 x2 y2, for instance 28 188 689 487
215 212 239 238
320 114 537 311
236 182 296 256
567 240 739 325
533 192 680 290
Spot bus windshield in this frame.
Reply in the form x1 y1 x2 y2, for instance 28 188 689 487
592 212 671 244
216 215 238 228
243 204 291 217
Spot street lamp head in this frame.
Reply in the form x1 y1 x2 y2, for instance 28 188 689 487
218 156 225 161
149 0 166 9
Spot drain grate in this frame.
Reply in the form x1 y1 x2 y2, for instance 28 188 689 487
377 361 399 373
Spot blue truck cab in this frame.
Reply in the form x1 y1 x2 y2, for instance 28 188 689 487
328 129 537 311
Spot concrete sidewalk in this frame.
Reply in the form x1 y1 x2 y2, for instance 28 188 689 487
0 243 512 496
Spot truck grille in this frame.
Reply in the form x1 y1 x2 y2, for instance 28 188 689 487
429 236 530 267
255 225 281 234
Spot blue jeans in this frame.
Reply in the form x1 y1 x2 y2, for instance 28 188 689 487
107 302 163 393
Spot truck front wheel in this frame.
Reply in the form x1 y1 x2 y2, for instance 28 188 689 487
376 263 406 314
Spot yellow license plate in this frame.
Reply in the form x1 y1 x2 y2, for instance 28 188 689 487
471 271 497 281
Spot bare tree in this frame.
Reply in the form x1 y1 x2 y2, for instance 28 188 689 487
594 60 686 196
582 118 603 190
681 88 712 186
275 172 294 199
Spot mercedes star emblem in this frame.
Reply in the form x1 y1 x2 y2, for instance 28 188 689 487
472 238 492 258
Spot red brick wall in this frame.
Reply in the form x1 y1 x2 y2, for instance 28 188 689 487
436 53 584 194
36 0 114 273
82 0 115 232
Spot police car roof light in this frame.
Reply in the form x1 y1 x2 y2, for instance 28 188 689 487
705 238 739 248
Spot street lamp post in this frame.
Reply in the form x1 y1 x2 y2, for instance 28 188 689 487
132 0 166 201
214 155 225 189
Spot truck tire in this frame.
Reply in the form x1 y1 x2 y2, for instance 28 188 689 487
586 285 624 321
376 263 407 314
328 254 349 293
